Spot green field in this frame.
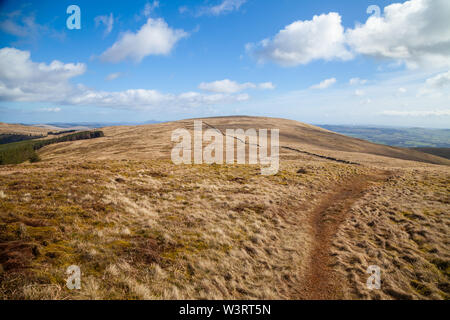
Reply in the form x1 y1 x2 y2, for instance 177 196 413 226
318 125 450 148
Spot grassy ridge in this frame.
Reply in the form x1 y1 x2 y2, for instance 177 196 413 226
0 131 104 165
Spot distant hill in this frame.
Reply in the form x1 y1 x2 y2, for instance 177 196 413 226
37 116 450 166
413 148 450 160
317 125 450 148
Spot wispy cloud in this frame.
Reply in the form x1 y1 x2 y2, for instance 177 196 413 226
199 79 275 93
38 107 61 112
200 0 247 16
105 72 122 81
0 10 65 42
95 13 114 36
182 0 247 17
310 78 336 90
380 110 450 117
349 78 367 85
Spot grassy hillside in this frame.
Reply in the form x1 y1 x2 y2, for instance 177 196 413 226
0 117 448 300
34 117 450 166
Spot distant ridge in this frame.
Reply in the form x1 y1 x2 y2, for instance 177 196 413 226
317 125 450 148
24 120 163 129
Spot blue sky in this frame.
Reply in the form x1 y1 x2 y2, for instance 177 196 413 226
0 0 449 127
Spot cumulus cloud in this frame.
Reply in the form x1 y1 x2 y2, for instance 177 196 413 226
197 0 247 16
100 18 188 63
380 109 450 116
198 79 275 93
247 13 353 66
0 47 85 102
0 47 249 110
310 78 336 89
346 0 450 68
95 13 114 36
248 0 450 69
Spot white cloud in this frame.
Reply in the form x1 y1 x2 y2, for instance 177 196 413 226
425 70 450 88
198 79 275 93
418 70 450 95
310 78 336 89
354 89 365 96
95 13 114 36
349 78 367 85
0 47 85 102
66 87 249 109
247 0 450 69
258 82 275 90
0 47 249 110
100 18 188 63
105 72 122 81
198 0 247 16
346 0 450 68
398 87 407 93
380 110 450 116
247 13 352 66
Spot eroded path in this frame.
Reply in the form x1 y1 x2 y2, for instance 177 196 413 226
295 170 392 300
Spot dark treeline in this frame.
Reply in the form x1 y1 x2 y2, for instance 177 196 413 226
0 133 45 145
0 131 104 165
47 130 77 135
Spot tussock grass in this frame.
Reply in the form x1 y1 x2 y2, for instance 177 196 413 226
0 159 365 299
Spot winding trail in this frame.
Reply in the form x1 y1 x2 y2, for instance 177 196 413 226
295 171 392 299
201 120 392 299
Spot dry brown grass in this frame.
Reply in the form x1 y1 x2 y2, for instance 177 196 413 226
0 116 448 300
0 123 51 136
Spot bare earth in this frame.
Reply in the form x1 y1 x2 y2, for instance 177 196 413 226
0 116 449 300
